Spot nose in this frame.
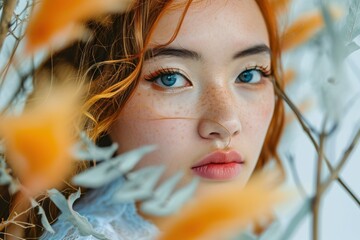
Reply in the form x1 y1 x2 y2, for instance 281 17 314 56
197 86 242 141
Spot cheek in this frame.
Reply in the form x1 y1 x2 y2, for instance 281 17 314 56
244 88 275 134
238 88 275 161
111 91 194 155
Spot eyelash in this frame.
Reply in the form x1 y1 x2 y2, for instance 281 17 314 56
245 65 272 78
143 65 272 86
144 67 189 83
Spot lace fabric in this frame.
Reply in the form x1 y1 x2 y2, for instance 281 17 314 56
40 178 158 240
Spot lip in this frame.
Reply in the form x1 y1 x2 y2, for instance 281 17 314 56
191 151 244 180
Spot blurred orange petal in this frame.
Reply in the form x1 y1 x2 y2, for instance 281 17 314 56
158 173 287 240
281 8 343 51
0 86 80 195
283 69 296 86
270 0 292 14
26 0 134 52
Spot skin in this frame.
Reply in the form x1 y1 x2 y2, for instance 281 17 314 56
110 0 275 195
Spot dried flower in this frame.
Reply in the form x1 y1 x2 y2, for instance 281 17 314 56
0 85 80 195
25 0 135 52
281 7 343 51
158 173 287 240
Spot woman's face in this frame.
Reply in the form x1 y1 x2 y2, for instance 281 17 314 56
111 0 274 191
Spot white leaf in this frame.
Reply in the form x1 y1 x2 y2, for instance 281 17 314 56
48 189 69 215
345 41 360 56
30 199 55 234
113 166 165 202
48 189 109 240
151 171 183 203
141 177 199 216
72 145 156 188
234 232 256 240
344 0 360 44
0 168 12 185
72 132 118 161
8 181 19 194
259 220 281 240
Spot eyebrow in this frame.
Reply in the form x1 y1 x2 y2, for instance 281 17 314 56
145 47 201 60
145 44 270 61
233 44 270 59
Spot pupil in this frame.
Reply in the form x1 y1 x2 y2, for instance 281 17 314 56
161 74 177 86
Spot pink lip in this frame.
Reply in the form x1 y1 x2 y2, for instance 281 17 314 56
191 151 244 180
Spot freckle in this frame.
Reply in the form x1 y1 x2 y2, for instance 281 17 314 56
137 93 141 96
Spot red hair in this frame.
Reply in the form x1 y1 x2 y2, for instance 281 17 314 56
82 0 284 172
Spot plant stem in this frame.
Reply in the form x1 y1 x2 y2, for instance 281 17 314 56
320 127 360 195
313 119 327 240
273 81 360 207
0 0 17 54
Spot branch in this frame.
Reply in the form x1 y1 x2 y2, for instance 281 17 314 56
320 127 360 195
313 119 327 240
273 81 360 207
0 0 17 54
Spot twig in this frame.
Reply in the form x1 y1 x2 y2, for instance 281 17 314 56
320 127 360 195
0 69 32 114
273 81 360 206
322 153 360 206
337 179 360 206
0 0 17 54
312 118 327 240
0 0 31 86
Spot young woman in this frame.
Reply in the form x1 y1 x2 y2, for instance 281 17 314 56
38 0 284 238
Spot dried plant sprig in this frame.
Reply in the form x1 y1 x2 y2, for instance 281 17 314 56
0 0 17 54
319 127 360 196
0 1 33 87
312 118 327 240
273 80 360 207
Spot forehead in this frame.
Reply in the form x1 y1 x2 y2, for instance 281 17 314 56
148 0 269 49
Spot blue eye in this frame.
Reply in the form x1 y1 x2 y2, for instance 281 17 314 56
236 69 263 84
158 74 180 87
145 69 191 89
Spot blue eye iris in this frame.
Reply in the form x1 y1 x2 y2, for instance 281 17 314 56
240 71 254 82
237 69 262 83
160 74 178 87
152 72 190 88
145 68 191 89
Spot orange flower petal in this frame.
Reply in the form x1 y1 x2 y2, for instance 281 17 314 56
0 86 80 195
283 69 297 86
158 173 287 240
270 0 292 14
281 7 343 51
26 0 134 52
